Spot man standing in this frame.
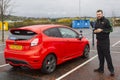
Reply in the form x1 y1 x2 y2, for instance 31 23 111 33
94 10 114 76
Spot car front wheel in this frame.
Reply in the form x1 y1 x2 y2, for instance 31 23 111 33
82 45 90 58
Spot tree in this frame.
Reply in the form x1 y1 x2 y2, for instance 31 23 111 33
0 0 12 42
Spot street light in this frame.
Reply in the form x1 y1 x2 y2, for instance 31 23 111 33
79 0 81 18
90 21 95 47
1 0 4 42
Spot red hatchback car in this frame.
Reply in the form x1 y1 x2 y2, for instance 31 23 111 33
4 24 90 73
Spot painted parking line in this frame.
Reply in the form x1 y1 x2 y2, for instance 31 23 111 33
111 51 120 54
0 64 9 68
0 40 119 79
0 52 3 54
56 55 98 80
0 44 5 47
91 50 120 54
56 40 120 80
112 41 120 47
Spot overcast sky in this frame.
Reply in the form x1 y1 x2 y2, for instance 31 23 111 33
12 0 120 18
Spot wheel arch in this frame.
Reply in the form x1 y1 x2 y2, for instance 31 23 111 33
84 40 90 51
85 43 90 52
41 52 58 65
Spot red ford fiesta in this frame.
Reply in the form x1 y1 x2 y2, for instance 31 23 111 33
4 24 90 73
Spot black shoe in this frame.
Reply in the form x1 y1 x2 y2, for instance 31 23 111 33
94 69 104 73
110 72 115 76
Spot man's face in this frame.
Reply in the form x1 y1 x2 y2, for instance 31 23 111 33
96 12 103 19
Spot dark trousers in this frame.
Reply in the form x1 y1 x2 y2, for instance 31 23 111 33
97 39 114 72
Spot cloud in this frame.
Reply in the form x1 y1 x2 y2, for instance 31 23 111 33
12 0 120 17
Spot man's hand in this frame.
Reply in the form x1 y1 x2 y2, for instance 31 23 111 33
94 28 103 33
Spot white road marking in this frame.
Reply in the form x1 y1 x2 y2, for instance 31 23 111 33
111 51 120 54
55 55 98 80
90 50 96 51
0 52 3 54
0 64 9 68
0 39 119 79
0 44 5 47
56 40 120 80
112 41 120 47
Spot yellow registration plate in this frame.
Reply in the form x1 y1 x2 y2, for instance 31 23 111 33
9 45 23 50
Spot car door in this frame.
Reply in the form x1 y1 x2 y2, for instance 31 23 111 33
58 27 84 58
43 28 66 59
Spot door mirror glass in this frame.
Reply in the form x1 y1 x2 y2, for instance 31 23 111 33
77 30 83 40
78 35 83 40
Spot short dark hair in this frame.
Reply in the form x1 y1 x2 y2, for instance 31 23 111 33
96 10 103 13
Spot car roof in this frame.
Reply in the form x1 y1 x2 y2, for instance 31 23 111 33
10 24 68 34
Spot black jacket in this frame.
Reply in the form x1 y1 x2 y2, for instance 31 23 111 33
94 16 113 40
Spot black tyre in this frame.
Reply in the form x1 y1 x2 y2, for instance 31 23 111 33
41 54 56 74
82 45 90 58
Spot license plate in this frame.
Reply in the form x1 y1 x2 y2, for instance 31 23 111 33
9 45 23 50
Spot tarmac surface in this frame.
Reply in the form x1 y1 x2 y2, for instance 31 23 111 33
0 27 120 80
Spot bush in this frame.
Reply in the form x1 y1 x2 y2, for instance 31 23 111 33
8 18 75 29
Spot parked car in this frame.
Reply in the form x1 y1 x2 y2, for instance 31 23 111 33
4 24 90 73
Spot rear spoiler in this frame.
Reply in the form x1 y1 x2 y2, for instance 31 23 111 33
10 27 40 34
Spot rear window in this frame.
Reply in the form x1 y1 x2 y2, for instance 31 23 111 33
9 30 37 40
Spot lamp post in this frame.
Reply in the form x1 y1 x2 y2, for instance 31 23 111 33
1 0 4 42
79 0 81 18
90 21 95 47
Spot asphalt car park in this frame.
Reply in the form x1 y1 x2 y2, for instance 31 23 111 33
0 27 120 80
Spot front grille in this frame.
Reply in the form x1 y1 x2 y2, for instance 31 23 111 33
6 58 28 64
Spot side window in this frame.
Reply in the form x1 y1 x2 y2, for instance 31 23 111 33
59 28 78 38
44 28 61 37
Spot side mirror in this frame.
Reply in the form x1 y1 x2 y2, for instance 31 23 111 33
78 30 83 40
78 35 83 40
